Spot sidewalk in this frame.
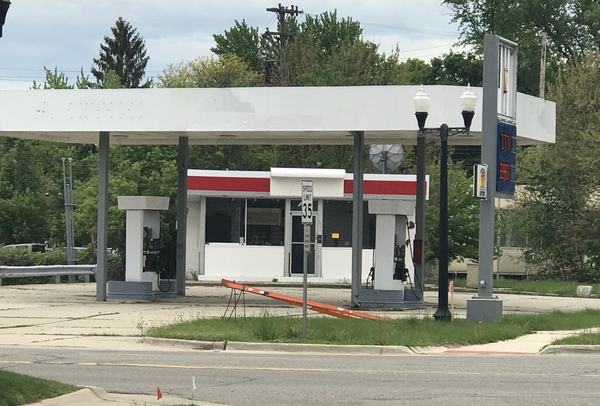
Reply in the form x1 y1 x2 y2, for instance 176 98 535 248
1 282 599 405
2 282 600 351
26 386 226 406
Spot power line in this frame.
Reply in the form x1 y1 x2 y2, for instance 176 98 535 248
360 21 459 37
302 12 459 37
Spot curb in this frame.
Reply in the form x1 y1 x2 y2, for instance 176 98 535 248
143 338 600 356
143 337 227 350
538 345 600 355
225 341 414 355
143 337 414 355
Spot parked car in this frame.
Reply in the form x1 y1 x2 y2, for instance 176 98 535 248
1 243 46 253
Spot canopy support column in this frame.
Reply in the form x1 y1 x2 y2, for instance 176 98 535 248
351 131 364 308
176 136 189 295
96 131 109 301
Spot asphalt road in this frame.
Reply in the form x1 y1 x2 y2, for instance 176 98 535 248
3 346 600 406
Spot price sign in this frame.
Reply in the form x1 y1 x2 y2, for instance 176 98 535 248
301 180 313 224
496 120 516 198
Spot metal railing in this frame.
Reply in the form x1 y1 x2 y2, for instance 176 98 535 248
0 265 96 285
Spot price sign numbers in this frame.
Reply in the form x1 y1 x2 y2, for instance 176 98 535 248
496 120 517 197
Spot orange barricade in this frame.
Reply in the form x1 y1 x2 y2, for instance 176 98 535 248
221 279 389 321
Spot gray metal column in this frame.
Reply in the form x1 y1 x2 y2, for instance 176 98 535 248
413 132 426 298
467 34 503 321
479 34 499 299
350 131 364 308
198 196 207 276
176 136 189 295
96 131 109 301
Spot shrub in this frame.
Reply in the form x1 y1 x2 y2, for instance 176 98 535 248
0 246 124 284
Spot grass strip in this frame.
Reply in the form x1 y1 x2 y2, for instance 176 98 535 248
447 278 600 296
552 332 600 345
146 309 600 347
0 370 78 406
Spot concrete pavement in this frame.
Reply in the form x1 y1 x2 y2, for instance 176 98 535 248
1 281 600 405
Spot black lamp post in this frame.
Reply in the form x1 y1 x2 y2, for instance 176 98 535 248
414 86 477 320
0 0 10 38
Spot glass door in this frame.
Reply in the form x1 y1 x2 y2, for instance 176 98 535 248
291 212 315 274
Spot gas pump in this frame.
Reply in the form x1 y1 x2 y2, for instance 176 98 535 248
142 227 160 273
393 243 408 282
107 196 174 300
362 199 417 308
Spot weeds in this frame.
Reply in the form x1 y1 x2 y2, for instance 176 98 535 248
145 309 600 347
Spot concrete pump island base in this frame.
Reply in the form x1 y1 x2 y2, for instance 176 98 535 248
107 196 175 300
0 84 555 315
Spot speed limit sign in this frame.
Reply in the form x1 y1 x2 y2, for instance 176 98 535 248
301 180 313 224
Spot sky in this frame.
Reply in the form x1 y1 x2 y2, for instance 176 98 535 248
0 0 465 90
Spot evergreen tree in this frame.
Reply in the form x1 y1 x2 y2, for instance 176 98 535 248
91 17 151 88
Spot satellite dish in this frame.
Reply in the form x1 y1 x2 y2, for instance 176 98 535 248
369 145 404 174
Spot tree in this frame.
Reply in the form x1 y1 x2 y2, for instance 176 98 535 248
443 0 599 95
159 54 262 88
91 17 151 88
427 52 483 87
395 58 432 86
31 67 73 90
510 51 600 281
419 157 481 266
212 10 397 87
0 138 75 244
211 20 273 73
271 11 378 86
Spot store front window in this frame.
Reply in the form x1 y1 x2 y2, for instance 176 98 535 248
205 197 284 246
247 199 284 246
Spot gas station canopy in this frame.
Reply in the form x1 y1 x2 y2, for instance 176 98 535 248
0 85 555 146
0 84 556 303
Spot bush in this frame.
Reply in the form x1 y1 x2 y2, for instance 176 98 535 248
0 249 38 266
0 250 60 285
76 247 124 281
32 250 67 265
0 246 124 284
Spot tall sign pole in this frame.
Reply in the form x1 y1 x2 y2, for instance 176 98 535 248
467 34 517 322
301 180 313 339
62 158 75 266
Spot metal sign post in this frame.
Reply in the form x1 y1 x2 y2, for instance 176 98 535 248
301 180 313 339
467 34 516 322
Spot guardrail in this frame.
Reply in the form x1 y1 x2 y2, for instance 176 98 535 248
0 265 96 286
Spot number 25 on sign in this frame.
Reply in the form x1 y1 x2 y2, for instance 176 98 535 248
301 180 313 224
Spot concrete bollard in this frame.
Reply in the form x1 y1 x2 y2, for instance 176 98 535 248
466 263 478 289
577 285 593 298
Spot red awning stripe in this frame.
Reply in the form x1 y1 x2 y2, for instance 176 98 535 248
188 175 421 197
343 179 419 195
188 176 271 193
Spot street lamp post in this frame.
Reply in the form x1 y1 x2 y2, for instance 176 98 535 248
0 0 10 38
414 86 477 321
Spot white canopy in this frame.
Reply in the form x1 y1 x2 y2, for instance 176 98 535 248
0 85 555 146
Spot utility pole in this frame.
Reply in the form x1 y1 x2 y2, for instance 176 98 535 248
539 32 547 99
62 158 76 267
264 4 303 48
263 4 303 84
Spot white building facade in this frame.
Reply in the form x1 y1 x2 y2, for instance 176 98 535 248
186 168 427 284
